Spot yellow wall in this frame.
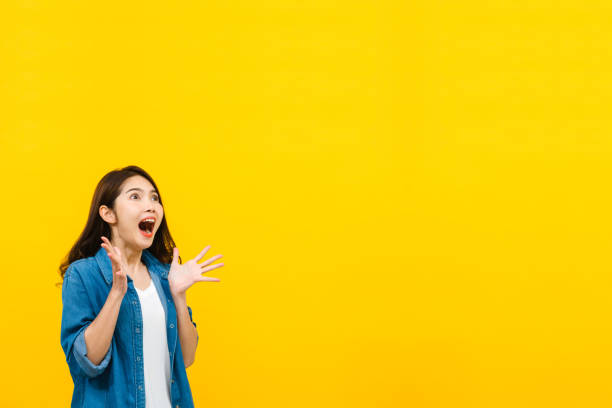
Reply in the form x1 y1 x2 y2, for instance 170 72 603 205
1 0 610 406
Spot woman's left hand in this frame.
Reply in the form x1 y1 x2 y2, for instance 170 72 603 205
168 245 224 297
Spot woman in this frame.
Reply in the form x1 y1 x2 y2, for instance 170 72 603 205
59 165 224 408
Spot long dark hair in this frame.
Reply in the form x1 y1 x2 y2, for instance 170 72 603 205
57 165 181 287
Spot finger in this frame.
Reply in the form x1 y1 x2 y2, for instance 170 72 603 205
171 247 179 265
101 236 112 248
101 243 122 270
106 251 121 270
114 247 125 267
199 254 223 267
194 245 211 263
198 276 221 282
101 243 116 260
101 238 110 253
101 237 118 257
201 263 224 273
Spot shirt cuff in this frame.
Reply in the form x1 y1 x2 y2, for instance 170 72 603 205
72 327 112 378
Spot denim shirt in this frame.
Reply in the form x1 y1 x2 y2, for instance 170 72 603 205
60 246 198 408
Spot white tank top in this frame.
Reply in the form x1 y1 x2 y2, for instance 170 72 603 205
135 280 172 408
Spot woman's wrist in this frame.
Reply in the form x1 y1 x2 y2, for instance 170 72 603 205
108 288 125 303
172 291 187 306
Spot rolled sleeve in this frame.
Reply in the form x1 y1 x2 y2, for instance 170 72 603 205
187 305 198 344
72 326 112 378
60 263 112 379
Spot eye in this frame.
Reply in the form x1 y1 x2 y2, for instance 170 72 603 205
130 193 139 199
152 195 159 202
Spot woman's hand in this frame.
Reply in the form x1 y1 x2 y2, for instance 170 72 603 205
168 245 223 297
100 236 128 297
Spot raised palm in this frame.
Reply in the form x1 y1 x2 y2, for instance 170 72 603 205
168 245 223 296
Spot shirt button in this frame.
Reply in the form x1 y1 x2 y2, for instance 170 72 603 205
132 301 137 305
169 324 175 329
136 356 141 361
138 385 143 391
135 327 140 333
171 379 175 384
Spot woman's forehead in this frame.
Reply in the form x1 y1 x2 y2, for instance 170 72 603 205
121 175 155 192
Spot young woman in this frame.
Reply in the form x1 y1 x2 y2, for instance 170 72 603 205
59 165 224 408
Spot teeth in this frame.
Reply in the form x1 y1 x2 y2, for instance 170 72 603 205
139 218 155 234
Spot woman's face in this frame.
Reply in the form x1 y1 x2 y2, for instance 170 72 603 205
102 175 164 250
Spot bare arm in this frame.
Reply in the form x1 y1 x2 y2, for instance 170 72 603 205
174 293 198 367
81 237 129 366
167 245 223 368
83 289 124 365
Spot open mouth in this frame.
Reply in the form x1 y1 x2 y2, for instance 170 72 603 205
138 218 155 237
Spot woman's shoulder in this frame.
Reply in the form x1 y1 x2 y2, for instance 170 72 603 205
64 255 99 281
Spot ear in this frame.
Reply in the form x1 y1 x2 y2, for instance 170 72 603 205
99 205 117 224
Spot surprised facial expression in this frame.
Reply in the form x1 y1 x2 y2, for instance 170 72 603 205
111 175 164 249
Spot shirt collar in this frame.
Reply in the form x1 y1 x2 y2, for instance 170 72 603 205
94 246 169 286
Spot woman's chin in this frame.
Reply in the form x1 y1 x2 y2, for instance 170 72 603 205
134 230 155 248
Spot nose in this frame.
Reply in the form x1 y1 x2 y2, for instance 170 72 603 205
145 201 155 213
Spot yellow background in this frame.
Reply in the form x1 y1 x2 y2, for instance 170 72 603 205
1 0 610 406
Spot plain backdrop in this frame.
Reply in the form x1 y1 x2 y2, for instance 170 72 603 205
1 0 611 407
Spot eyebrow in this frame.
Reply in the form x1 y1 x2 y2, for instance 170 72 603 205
126 188 158 194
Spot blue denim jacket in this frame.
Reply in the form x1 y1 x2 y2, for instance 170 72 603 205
60 246 198 408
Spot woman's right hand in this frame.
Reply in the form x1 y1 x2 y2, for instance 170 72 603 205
101 236 128 297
